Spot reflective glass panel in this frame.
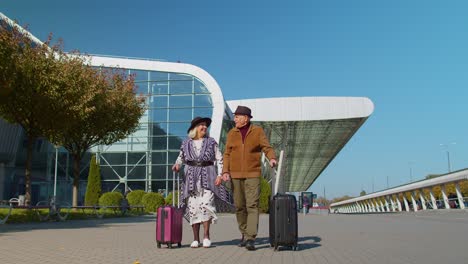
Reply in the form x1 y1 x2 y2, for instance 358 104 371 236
169 108 192 122
152 165 167 180
150 71 169 81
151 123 168 136
151 152 167 165
169 95 192 108
131 70 149 82
127 165 146 179
168 122 190 137
193 108 212 118
128 152 146 165
149 96 168 108
101 166 125 180
135 82 148 94
170 73 193 81
100 153 126 165
150 109 168 122
152 137 167 150
194 80 209 93
169 80 192 94
150 82 168 95
194 95 212 107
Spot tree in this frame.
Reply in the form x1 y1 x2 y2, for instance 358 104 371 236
360 190 367 196
46 62 145 207
84 155 101 206
0 19 69 204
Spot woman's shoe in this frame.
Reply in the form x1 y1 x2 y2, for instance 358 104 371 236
190 241 199 248
203 238 211 248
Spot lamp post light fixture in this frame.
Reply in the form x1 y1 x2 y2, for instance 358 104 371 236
440 142 456 173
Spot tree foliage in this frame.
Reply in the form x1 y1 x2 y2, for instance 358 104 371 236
0 19 72 204
360 190 367 196
84 155 101 206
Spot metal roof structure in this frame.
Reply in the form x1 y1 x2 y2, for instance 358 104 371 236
227 97 374 192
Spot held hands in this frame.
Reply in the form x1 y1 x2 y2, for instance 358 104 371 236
269 159 277 168
215 172 231 186
172 163 180 172
215 176 222 186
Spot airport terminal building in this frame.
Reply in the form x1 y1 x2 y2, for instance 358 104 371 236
0 13 374 204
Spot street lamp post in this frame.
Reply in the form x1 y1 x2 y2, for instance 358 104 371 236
440 143 456 173
53 145 59 199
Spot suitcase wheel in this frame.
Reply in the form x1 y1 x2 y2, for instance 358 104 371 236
168 243 172 249
178 243 182 248
157 242 161 248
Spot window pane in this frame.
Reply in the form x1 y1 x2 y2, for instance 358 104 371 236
128 152 146 165
150 123 168 136
152 137 167 150
150 82 168 95
128 181 146 192
194 95 212 107
149 96 168 108
170 73 193 81
101 166 125 180
131 70 149 82
168 151 180 164
135 82 148 94
150 109 167 122
193 108 212 118
169 95 192 108
169 108 192 122
194 79 209 93
127 165 146 180
150 71 169 81
151 152 167 165
168 136 184 150
168 122 190 136
100 153 126 165
152 165 168 180
169 80 192 94
128 137 148 151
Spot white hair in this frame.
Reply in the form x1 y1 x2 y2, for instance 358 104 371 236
188 126 209 139
188 128 197 139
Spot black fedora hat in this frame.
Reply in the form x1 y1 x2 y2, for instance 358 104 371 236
233 105 253 118
187 116 212 133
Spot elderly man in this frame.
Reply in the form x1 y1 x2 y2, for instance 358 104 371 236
222 105 277 251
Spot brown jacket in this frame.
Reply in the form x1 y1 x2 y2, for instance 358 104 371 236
223 124 276 178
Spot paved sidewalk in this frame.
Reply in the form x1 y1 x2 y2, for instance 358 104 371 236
1 210 468 264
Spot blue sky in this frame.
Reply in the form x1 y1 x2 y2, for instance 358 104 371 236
2 0 468 199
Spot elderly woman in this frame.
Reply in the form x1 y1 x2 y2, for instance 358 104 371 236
172 116 232 248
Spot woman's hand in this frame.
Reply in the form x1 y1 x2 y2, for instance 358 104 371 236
172 163 180 172
215 176 222 186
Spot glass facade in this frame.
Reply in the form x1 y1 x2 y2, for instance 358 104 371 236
96 69 213 197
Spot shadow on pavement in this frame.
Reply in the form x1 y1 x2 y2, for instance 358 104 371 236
0 215 156 235
211 235 322 251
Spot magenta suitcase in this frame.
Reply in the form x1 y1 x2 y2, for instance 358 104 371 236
156 205 183 248
156 172 183 248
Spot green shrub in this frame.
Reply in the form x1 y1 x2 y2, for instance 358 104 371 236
165 191 180 206
142 192 165 213
98 192 124 207
127 190 146 206
84 155 101 206
259 177 271 213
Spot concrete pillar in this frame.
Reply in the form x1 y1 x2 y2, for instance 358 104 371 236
379 199 385 212
410 192 418 212
429 189 438 210
389 196 396 212
396 196 402 211
402 195 410 212
441 185 450 209
455 182 465 209
419 190 427 210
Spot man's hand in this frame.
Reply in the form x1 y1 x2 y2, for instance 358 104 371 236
215 176 222 186
269 159 277 168
222 172 231 182
172 163 180 172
